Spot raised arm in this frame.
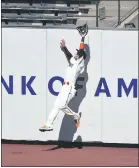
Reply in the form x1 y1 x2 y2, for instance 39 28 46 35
60 39 73 64
76 35 86 59
80 36 85 49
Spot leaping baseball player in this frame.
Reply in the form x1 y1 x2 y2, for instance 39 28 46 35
39 24 88 132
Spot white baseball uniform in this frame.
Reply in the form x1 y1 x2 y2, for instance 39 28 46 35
45 37 86 127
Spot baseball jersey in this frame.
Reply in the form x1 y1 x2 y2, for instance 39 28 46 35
60 37 86 86
64 56 84 84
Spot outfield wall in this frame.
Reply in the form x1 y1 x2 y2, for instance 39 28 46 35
2 28 138 144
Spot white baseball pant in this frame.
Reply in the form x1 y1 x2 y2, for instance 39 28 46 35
46 84 78 126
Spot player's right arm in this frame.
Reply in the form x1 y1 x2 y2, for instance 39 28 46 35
60 39 73 64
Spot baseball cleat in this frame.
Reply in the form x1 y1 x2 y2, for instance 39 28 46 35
74 119 80 128
39 125 53 132
74 113 81 128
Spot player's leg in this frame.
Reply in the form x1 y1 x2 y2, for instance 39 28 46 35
60 104 81 127
39 86 65 132
39 99 60 131
60 87 81 127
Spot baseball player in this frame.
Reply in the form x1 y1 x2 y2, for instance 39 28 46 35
39 33 87 132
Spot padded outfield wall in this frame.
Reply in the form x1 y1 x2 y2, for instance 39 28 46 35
1 27 138 144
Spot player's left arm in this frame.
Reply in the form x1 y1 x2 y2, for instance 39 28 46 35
77 35 86 59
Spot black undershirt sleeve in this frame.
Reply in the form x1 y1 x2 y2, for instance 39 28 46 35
81 37 85 42
60 46 73 64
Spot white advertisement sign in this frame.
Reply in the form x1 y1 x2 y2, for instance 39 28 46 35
2 28 138 144
2 28 47 141
101 30 138 143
